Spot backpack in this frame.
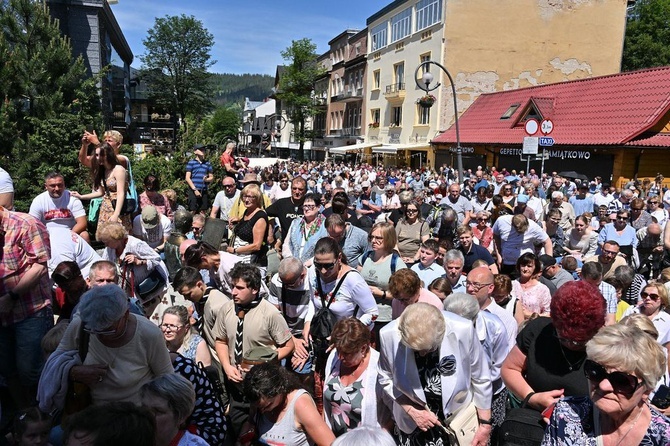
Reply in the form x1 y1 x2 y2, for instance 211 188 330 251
360 250 399 272
310 270 354 375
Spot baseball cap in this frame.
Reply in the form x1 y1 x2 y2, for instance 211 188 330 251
141 206 160 229
539 254 556 269
517 194 529 204
361 180 371 188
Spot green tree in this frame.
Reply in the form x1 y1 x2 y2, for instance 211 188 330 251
0 0 101 211
140 15 215 134
204 106 242 143
277 38 325 161
622 0 670 71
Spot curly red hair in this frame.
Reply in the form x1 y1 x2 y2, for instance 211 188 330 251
550 281 606 342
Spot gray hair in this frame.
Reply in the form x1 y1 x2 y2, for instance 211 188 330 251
398 303 446 353
613 265 635 288
332 426 396 446
443 293 479 321
586 324 666 391
444 249 465 266
278 257 303 280
78 284 129 331
398 190 414 204
551 191 564 200
88 260 119 282
140 373 195 423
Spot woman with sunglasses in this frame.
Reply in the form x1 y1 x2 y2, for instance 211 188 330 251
395 200 430 266
597 209 638 264
543 324 670 445
282 194 327 265
648 196 668 227
502 281 606 414
227 183 269 272
622 281 670 351
472 211 495 254
161 305 211 367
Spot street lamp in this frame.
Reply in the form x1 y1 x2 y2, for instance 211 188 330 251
414 61 464 183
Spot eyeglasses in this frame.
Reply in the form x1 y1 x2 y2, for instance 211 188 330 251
160 323 184 332
302 205 317 210
369 235 384 241
649 201 659 205
641 291 660 301
280 180 289 183
314 261 337 272
465 281 492 291
583 359 641 396
602 248 618 256
476 218 488 222
406 209 418 214
616 216 628 221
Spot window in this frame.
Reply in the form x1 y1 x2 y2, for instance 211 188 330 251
420 53 431 78
391 7 412 43
416 0 442 31
373 70 380 90
500 103 520 119
394 63 405 88
371 109 380 124
418 104 430 125
371 23 387 52
391 106 402 126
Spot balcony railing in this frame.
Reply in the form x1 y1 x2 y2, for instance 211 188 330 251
384 83 406 99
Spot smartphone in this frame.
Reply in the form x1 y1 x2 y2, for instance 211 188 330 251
86 124 94 133
651 385 670 409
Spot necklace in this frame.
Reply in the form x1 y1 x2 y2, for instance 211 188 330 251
558 341 585 372
607 406 644 446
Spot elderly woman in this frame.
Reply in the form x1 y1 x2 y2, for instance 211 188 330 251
228 183 268 270
472 211 494 254
389 268 443 319
138 174 173 220
283 194 327 264
359 221 407 336
141 373 208 446
243 361 335 446
71 142 132 238
161 306 211 367
622 280 670 349
323 318 390 436
542 324 670 445
395 200 430 265
57 284 173 405
378 303 493 446
564 214 599 259
97 222 169 317
502 281 607 413
512 252 552 319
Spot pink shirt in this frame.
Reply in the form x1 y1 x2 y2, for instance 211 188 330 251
392 288 443 319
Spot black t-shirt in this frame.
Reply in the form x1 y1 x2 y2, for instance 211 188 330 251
461 243 495 273
266 197 304 238
516 317 590 397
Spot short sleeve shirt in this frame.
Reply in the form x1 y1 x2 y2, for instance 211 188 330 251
29 191 85 230
492 216 548 265
186 159 213 190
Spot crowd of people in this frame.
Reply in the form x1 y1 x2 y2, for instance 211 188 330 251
1 134 670 445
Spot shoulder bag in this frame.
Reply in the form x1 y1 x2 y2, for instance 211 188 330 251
498 392 545 446
444 401 479 446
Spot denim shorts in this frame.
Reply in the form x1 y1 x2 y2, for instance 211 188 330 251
0 306 54 386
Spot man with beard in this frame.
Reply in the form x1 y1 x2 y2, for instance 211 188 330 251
439 184 473 225
29 171 89 242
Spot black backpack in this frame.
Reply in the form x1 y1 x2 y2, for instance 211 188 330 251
310 270 354 375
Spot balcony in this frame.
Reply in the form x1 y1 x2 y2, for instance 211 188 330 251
341 87 363 102
313 97 327 107
384 83 406 100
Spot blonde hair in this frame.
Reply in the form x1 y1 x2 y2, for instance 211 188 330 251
369 221 397 252
241 183 263 209
643 281 670 308
162 305 194 351
103 130 123 146
97 222 128 243
586 324 666 390
398 303 445 352
619 314 659 339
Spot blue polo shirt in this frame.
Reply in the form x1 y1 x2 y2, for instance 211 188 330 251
461 243 495 273
186 159 213 191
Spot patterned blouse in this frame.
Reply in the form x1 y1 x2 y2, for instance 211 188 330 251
542 396 670 446
324 371 365 436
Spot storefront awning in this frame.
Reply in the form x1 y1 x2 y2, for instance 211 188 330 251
372 143 431 154
329 142 382 155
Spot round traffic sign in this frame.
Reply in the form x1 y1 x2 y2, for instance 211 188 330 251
524 119 539 136
541 119 554 135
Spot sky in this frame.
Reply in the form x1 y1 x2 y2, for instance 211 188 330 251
111 0 390 75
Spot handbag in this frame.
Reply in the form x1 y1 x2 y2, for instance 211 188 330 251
62 325 92 419
444 401 479 446
498 392 546 446
122 263 166 302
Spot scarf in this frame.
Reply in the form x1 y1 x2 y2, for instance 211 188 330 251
233 296 262 365
300 213 325 242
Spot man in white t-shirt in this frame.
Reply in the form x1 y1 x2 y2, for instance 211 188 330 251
493 214 552 274
29 171 88 241
47 226 101 278
0 167 14 210
132 205 172 253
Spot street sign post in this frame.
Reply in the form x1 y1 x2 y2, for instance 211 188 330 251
540 119 554 135
539 136 554 146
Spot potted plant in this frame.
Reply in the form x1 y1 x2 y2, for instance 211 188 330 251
417 94 436 108
368 122 380 128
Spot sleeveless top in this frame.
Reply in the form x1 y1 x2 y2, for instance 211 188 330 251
256 389 311 446
234 209 268 266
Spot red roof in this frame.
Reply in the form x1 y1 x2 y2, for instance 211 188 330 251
432 66 670 147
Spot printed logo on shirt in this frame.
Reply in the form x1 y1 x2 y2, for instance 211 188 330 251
44 208 74 221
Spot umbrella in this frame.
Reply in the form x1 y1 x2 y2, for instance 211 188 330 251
558 171 588 181
505 175 521 183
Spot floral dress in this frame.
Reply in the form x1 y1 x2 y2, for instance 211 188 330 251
395 350 451 446
542 396 670 445
323 369 366 436
96 170 132 238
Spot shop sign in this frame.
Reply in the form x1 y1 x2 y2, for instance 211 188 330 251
500 147 591 160
448 147 475 154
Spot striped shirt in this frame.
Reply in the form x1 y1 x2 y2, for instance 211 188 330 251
0 207 52 325
186 159 213 191
267 272 315 338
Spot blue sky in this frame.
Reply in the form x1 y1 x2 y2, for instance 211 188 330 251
111 0 388 75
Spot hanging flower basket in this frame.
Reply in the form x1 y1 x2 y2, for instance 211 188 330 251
417 94 436 108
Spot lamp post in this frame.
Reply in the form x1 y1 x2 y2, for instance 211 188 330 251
414 61 463 183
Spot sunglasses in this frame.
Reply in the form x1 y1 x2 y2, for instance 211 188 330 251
584 359 641 396
406 209 418 214
477 218 488 222
641 291 660 301
314 261 337 272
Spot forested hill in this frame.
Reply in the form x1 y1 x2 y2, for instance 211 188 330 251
211 73 275 106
